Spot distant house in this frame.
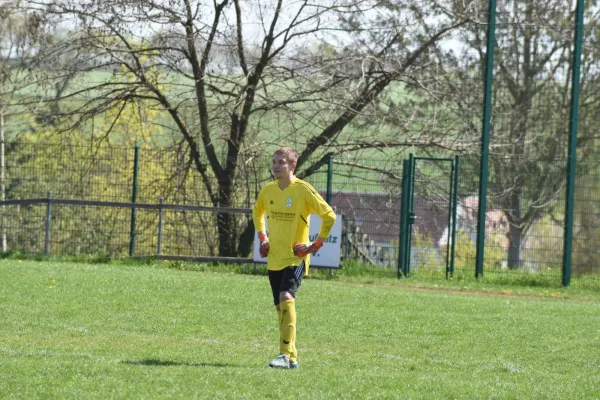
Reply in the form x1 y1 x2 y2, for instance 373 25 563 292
327 191 450 244
323 191 452 265
438 195 509 249
324 191 513 266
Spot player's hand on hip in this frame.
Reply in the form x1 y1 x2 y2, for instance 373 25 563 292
258 232 270 258
293 238 324 257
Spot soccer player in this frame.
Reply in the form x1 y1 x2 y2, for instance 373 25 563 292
253 146 336 369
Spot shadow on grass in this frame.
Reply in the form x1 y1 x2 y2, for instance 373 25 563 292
122 359 237 368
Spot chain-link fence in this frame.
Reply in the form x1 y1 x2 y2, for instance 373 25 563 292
1 142 600 288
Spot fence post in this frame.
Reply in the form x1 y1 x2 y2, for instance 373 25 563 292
562 0 585 287
129 146 139 257
44 192 52 254
445 160 455 279
157 197 164 256
326 154 334 276
407 154 415 276
398 155 415 278
450 155 460 277
475 0 497 279
343 216 349 260
398 159 409 278
326 153 333 204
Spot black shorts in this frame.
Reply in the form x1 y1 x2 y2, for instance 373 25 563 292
268 262 305 306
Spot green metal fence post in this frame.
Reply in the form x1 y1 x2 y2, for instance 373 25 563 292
445 160 455 279
44 192 52 254
157 197 164 256
129 146 139 257
476 0 497 279
326 153 333 205
407 154 415 276
450 156 460 277
398 159 409 278
563 0 585 287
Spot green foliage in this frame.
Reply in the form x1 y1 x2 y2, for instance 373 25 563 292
3 62 269 257
451 229 509 272
407 230 445 273
570 168 600 277
521 215 564 271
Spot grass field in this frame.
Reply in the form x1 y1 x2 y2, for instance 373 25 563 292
1 259 599 399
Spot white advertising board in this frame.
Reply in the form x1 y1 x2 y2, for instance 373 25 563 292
253 214 342 268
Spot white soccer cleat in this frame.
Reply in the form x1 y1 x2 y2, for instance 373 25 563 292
269 354 291 369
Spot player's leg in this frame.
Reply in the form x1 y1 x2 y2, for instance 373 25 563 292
278 298 297 367
268 269 290 368
278 262 304 367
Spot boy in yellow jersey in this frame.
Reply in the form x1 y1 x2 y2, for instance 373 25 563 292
253 147 336 369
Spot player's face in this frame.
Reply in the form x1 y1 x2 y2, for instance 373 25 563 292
272 154 295 179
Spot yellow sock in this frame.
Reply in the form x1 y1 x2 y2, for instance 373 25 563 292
277 309 282 326
279 300 297 362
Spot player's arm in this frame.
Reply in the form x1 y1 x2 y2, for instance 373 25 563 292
293 185 336 257
252 190 270 257
312 195 336 240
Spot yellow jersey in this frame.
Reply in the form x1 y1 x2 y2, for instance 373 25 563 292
253 177 336 274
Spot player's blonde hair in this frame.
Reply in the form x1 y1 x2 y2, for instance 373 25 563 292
274 147 298 165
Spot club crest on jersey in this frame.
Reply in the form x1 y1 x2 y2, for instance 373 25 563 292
286 197 292 208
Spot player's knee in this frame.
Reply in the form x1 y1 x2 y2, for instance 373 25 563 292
279 291 294 303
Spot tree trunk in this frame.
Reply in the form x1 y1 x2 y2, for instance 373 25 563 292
216 175 236 257
507 223 523 269
237 220 255 257
217 211 236 257
216 144 241 257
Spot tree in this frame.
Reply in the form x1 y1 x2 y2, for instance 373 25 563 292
0 1 52 252
428 0 600 269
20 0 474 256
